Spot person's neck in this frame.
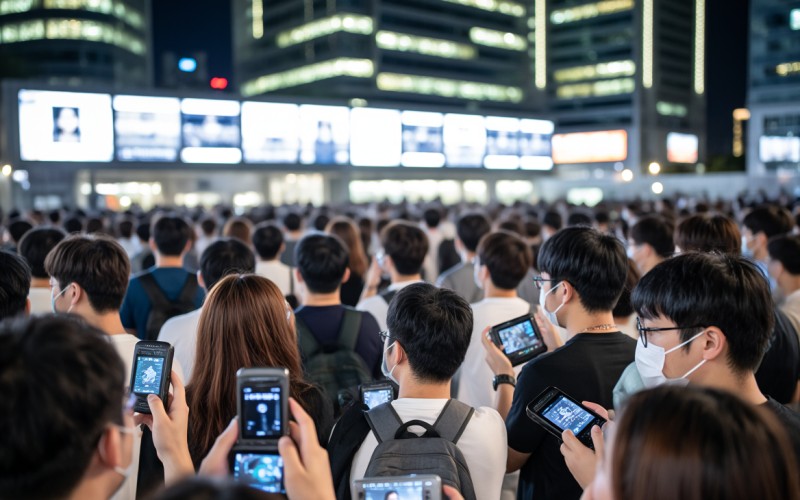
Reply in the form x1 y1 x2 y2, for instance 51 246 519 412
83 309 128 336
754 247 768 263
155 254 184 268
642 255 663 276
484 282 518 299
462 250 476 263
288 231 302 240
30 277 50 288
67 467 117 500
260 257 281 264
398 376 452 399
390 273 422 285
564 310 618 339
699 369 767 406
304 291 341 306
781 277 800 296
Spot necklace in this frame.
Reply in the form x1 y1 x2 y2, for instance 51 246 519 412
579 323 618 333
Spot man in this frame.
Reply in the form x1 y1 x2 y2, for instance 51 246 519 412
742 205 794 290
252 222 294 297
17 226 66 313
483 227 636 500
280 211 304 267
436 213 491 304
627 215 674 276
769 234 800 339
121 215 205 340
329 283 507 500
358 221 428 331
422 207 445 282
159 238 256 383
540 211 562 241
0 250 31 320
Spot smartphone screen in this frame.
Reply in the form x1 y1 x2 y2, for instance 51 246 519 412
356 477 440 500
241 383 283 438
540 395 596 435
132 355 165 394
363 387 393 409
496 318 543 355
232 452 285 494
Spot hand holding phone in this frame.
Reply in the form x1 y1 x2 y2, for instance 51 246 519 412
353 475 442 500
360 381 395 410
489 314 547 366
130 341 174 414
526 387 607 449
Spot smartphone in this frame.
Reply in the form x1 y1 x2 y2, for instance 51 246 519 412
360 381 394 410
526 386 606 449
231 450 285 494
489 314 547 366
236 367 290 446
353 475 442 500
129 341 174 414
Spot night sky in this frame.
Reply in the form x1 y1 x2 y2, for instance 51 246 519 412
151 0 749 159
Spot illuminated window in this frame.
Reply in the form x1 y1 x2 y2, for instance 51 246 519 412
554 60 635 83
440 0 525 17
556 77 634 99
0 18 145 53
252 0 263 39
276 14 373 48
241 58 374 96
43 0 144 29
656 101 688 117
0 19 45 42
694 0 704 94
776 61 800 77
0 0 36 14
377 30 476 59
469 27 526 51
792 9 800 30
377 72 524 102
550 0 633 24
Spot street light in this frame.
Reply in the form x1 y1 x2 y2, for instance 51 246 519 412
621 169 634 182
648 161 661 175
1 164 11 177
651 181 664 194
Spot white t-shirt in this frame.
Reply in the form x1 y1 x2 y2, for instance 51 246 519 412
356 280 423 331
255 260 294 296
158 308 201 384
350 398 507 500
27 287 52 315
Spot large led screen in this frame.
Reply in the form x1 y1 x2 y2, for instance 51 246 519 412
760 136 800 163
666 132 699 164
114 95 181 162
401 111 445 168
18 90 114 162
299 105 350 165
483 116 520 169
241 102 300 163
552 130 627 164
444 113 486 167
180 98 242 164
519 119 554 170
350 108 402 167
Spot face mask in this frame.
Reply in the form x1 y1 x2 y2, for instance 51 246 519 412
50 284 72 314
635 331 707 388
112 425 136 479
741 236 753 258
539 281 564 327
473 260 484 290
626 246 635 259
381 341 398 384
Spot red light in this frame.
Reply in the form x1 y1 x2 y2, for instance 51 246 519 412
210 77 228 90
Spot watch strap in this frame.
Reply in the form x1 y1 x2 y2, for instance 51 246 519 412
493 374 516 391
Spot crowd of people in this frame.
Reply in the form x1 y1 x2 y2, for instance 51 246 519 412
1 193 799 500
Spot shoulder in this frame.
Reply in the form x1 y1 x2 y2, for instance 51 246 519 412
357 296 384 310
470 406 506 429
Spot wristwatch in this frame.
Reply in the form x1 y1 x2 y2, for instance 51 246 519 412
493 374 516 391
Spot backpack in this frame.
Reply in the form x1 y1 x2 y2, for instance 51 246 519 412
139 272 199 341
296 307 372 412
363 399 477 500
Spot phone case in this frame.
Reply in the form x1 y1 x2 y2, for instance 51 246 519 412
130 340 174 414
525 386 606 449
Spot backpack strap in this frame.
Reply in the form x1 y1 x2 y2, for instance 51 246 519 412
365 402 404 444
380 289 397 305
138 273 170 308
289 267 295 296
338 307 362 350
431 399 474 444
296 315 321 358
177 273 198 303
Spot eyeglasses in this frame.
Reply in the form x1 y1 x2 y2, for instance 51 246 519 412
636 317 704 347
378 330 392 343
532 276 555 290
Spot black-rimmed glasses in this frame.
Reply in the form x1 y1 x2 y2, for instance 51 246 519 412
636 317 704 347
532 276 555 290
378 330 392 343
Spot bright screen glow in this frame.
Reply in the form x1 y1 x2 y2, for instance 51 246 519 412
350 108 402 167
483 116 520 169
401 111 445 168
299 105 350 165
241 102 300 163
666 132 699 163
18 90 113 162
444 113 486 167
760 136 800 163
114 95 181 162
552 130 627 164
519 119 554 170
180 98 242 164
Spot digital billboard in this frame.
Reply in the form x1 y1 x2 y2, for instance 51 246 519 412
666 132 699 164
350 107 402 167
180 98 242 164
760 136 800 163
552 130 627 164
443 113 486 167
519 119 554 170
299 105 350 165
114 95 181 162
401 111 445 168
483 116 520 169
241 102 300 163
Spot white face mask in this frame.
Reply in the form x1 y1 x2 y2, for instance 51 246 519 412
50 283 72 314
635 331 707 388
741 235 753 258
112 425 136 479
539 281 564 327
381 340 399 384
473 259 484 290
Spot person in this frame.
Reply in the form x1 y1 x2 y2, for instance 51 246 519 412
540 211 562 241
121 215 205 340
252 222 294 297
674 212 741 254
326 217 369 307
742 205 794 290
768 234 800 343
328 283 507 500
482 226 636 500
194 216 217 257
280 211 304 267
159 238 256 384
436 213 491 305
116 218 141 259
185 274 333 468
422 207 445 282
627 215 673 276
358 221 428 331
17 226 66 314
222 217 253 246
578 386 799 500
611 259 640 340
0 249 31 320
4 219 33 253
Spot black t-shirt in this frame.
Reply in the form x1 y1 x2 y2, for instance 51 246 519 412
507 332 636 500
764 397 800 461
755 309 800 403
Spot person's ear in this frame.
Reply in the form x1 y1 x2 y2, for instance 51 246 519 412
341 267 351 284
149 238 157 253
69 282 84 308
701 326 726 362
279 242 286 256
197 271 206 291
96 426 124 470
391 341 406 365
294 268 304 284
642 243 655 259
755 232 768 250
383 255 394 273
560 280 575 305
24 297 31 316
478 264 490 284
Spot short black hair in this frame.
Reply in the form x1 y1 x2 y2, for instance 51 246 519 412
767 235 800 275
538 226 627 312
381 221 428 276
251 222 284 260
0 250 31 320
632 253 774 373
117 219 134 239
612 258 640 318
456 213 491 252
630 216 675 258
63 216 83 234
18 227 67 278
542 211 563 231
200 216 217 237
675 213 741 255
200 238 256 291
312 213 330 232
477 231 532 290
386 283 472 382
8 219 32 244
423 208 441 229
136 221 151 241
152 214 191 256
743 206 794 239
283 212 302 231
295 232 349 294
0 315 125 498
567 212 593 227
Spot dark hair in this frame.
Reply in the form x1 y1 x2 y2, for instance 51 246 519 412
423 208 441 228
326 217 369 278
767 234 800 275
612 258 640 318
632 253 774 373
538 226 627 312
295 232 349 294
252 222 284 260
612 385 799 500
155 477 273 500
630 216 674 258
0 315 125 498
312 213 330 232
524 220 541 239
63 216 84 234
542 211 562 231
567 212 592 227
743 206 794 239
222 217 252 245
381 221 429 276
675 213 741 255
0 250 31 320
18 227 66 278
477 231 532 290
86 217 105 234
8 219 33 244
200 238 256 291
117 219 134 239
456 213 491 252
152 215 192 256
136 221 151 242
283 212 302 231
200 216 217 237
386 283 472 382
497 219 524 236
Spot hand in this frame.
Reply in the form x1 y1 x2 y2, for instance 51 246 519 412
198 417 239 477
279 398 335 500
366 257 382 289
582 401 611 421
560 426 603 489
480 326 514 377
534 310 564 352
443 485 465 500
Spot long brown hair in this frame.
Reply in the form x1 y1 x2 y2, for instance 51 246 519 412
186 274 309 465
326 216 369 277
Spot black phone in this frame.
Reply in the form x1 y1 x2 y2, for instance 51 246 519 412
360 381 394 409
129 341 174 414
236 367 290 445
230 450 285 494
526 386 606 449
489 314 547 366
353 475 442 500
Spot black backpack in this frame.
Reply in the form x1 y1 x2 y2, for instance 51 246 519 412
139 273 199 341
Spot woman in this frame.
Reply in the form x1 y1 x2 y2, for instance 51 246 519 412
325 217 369 307
185 274 332 467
